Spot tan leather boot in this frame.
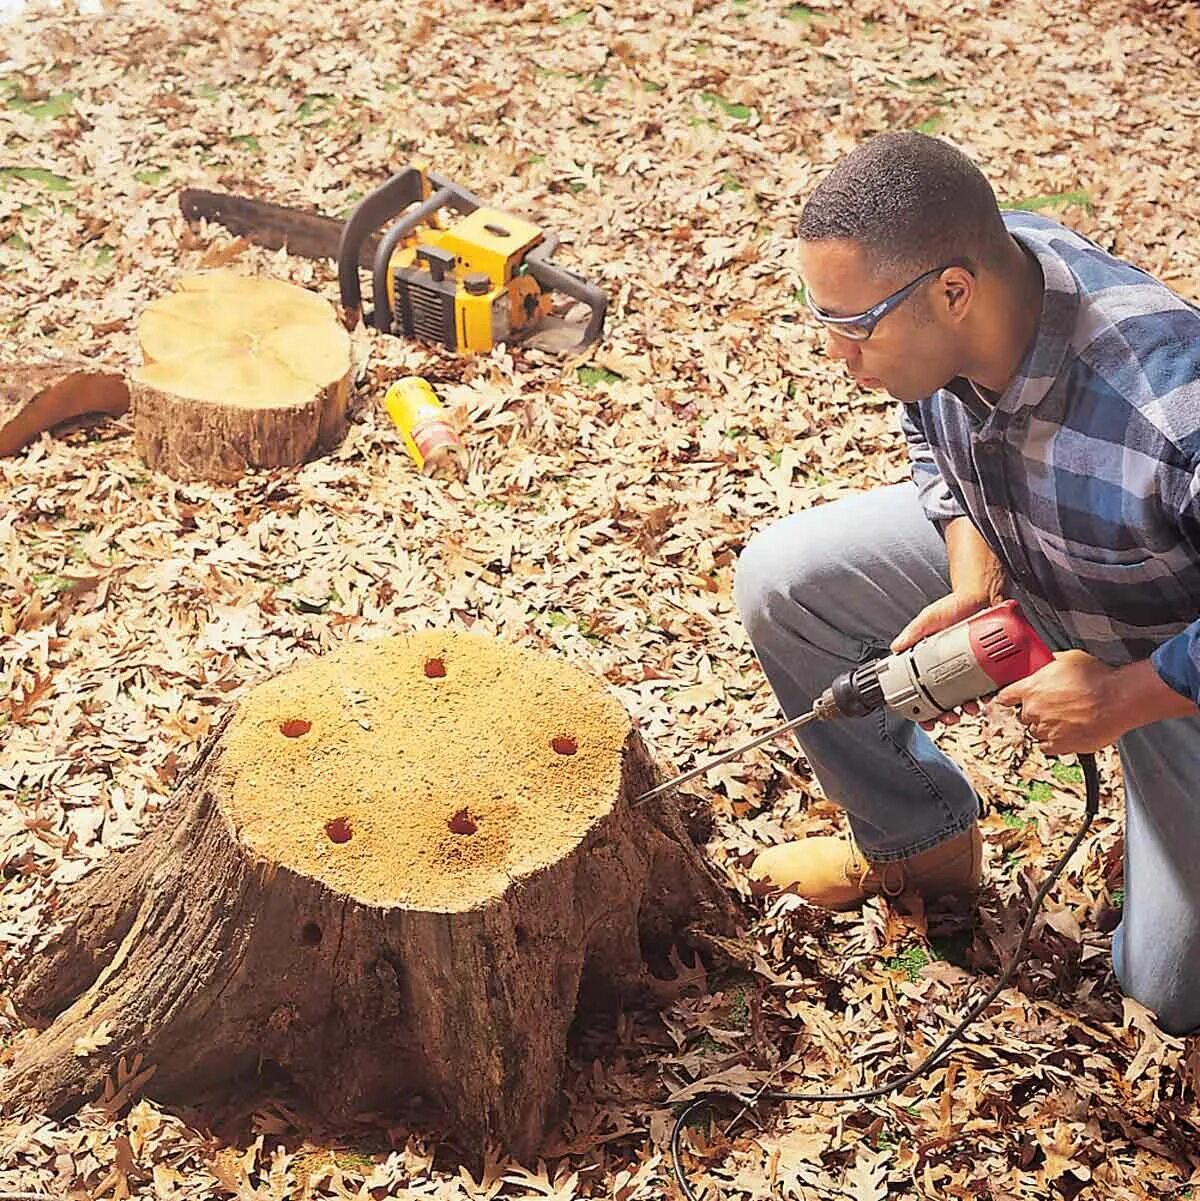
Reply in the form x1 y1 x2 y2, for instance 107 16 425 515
749 824 982 910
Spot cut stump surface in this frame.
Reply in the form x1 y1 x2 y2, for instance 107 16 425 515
2 632 739 1157
131 271 351 482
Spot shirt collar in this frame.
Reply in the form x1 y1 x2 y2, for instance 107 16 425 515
989 227 1080 415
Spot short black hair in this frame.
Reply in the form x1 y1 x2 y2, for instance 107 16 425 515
797 132 1010 280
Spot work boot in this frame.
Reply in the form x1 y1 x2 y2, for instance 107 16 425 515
749 824 982 910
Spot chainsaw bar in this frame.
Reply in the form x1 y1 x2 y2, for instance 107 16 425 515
180 189 378 269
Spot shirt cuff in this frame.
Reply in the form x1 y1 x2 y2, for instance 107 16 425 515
1151 625 1200 705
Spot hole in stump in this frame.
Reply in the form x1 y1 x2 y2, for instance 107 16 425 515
300 922 323 946
424 657 446 679
280 718 311 738
551 735 578 756
325 817 352 844
448 809 477 836
515 925 529 947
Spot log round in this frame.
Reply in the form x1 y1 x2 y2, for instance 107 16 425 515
131 271 351 482
1 632 739 1157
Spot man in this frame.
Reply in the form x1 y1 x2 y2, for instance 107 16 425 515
736 132 1200 1033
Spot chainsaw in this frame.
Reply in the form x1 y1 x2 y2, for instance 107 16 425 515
180 165 607 355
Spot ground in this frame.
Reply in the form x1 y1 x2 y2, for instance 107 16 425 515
3 0 1200 1197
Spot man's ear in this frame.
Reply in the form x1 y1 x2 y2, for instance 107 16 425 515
940 267 974 320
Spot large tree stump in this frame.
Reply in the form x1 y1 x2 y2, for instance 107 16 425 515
131 271 352 482
2 633 739 1156
1 357 129 457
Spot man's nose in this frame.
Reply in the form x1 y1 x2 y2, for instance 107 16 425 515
824 330 860 364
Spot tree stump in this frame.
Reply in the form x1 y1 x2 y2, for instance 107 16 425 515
2 633 739 1157
131 271 352 483
0 356 129 457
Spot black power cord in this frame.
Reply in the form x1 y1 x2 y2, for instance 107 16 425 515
670 753 1101 1200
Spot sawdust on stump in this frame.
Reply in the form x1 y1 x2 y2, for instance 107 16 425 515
131 271 351 482
2 632 739 1158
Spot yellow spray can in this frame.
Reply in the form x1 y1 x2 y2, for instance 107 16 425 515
383 377 466 479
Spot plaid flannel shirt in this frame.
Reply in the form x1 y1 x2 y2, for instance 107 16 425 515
903 210 1200 704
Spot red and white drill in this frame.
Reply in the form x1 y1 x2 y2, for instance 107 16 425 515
637 600 1053 802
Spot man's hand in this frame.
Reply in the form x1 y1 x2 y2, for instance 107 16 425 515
995 652 1196 755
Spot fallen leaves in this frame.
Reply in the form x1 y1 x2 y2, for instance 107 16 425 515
2 0 1200 1200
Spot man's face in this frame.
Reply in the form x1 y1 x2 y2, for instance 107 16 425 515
796 239 966 403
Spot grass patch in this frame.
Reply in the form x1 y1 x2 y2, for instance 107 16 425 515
1050 761 1084 784
134 167 169 185
590 74 609 93
1111 887 1125 908
1013 188 1093 214
642 79 665 92
886 945 929 983
999 808 1036 829
297 92 332 120
702 91 755 120
231 134 262 151
1024 779 1054 804
914 113 943 133
0 166 73 191
559 8 590 25
2 82 76 120
785 4 815 19
577 365 620 388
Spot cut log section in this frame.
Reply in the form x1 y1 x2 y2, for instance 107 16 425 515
131 271 352 482
0 358 129 457
2 632 739 1157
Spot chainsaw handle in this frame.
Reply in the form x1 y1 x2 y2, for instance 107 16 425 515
523 236 607 349
337 167 485 325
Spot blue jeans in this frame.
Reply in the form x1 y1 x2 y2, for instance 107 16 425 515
735 483 1200 1034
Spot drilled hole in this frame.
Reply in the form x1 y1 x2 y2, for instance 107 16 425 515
424 657 446 679
300 922 323 946
551 735 577 756
484 222 511 238
280 718 311 738
325 817 352 844
448 809 477 836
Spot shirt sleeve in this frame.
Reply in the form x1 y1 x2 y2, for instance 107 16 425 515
900 403 968 524
1150 631 1200 703
1150 464 1200 704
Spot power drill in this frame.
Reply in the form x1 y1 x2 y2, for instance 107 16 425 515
637 600 1053 802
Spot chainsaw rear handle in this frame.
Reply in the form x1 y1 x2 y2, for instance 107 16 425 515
523 235 607 350
336 168 485 325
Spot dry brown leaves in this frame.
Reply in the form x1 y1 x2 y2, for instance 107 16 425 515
3 0 1200 1197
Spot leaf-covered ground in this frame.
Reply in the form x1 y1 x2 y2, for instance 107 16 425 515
3 0 1200 1197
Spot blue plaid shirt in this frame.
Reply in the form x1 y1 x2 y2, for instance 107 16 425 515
903 210 1200 704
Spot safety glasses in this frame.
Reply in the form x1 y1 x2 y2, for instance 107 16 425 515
804 264 962 342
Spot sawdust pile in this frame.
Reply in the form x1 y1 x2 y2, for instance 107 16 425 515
220 631 630 908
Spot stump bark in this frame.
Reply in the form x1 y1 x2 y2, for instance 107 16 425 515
131 271 352 482
2 633 739 1156
0 357 129 456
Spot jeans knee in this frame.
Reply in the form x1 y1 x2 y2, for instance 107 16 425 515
1113 924 1200 1036
734 511 851 640
736 520 811 641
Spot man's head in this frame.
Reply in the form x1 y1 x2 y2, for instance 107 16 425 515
797 132 1015 402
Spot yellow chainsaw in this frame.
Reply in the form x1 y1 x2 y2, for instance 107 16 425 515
180 166 607 354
